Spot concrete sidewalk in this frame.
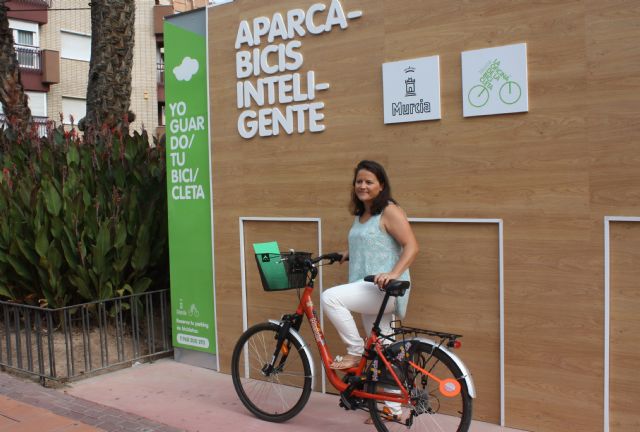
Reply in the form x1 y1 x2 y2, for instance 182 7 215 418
1 359 526 432
65 359 375 432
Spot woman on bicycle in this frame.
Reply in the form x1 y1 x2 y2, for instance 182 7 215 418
321 160 419 371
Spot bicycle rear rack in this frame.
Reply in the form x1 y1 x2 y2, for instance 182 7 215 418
390 320 463 348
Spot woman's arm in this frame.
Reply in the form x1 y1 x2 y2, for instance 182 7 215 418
375 204 419 287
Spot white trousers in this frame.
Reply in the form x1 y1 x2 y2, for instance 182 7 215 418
321 280 401 414
321 280 396 356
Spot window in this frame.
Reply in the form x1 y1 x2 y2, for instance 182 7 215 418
0 93 46 117
25 92 47 118
8 19 39 47
61 97 86 125
159 103 165 126
16 30 35 46
61 31 91 62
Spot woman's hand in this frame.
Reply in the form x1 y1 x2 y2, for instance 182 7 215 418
339 250 349 264
373 272 401 289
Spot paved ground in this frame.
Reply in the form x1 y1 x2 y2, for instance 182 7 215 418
0 359 527 432
0 367 180 432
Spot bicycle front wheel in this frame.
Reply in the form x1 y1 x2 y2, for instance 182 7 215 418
367 341 473 432
231 322 313 422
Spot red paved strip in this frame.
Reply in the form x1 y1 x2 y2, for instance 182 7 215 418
0 394 102 431
0 372 182 432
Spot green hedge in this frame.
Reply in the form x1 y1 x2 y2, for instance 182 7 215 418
0 125 168 308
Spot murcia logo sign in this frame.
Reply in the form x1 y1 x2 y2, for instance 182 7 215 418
234 0 363 139
382 55 441 124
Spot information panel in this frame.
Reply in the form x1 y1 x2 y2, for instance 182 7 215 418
164 11 216 354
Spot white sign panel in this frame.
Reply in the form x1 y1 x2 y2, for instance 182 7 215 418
461 43 528 117
382 55 441 124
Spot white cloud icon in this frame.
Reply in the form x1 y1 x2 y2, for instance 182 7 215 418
173 57 199 82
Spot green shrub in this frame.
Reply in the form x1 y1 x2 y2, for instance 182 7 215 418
0 124 167 308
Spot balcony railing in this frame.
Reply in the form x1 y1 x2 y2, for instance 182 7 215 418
0 114 49 137
157 62 165 84
15 45 42 72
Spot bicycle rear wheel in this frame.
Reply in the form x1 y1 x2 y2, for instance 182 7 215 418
367 341 473 432
231 322 312 422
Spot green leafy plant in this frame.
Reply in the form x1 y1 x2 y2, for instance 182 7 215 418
0 121 167 308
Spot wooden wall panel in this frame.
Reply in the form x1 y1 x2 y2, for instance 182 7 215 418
406 223 500 424
242 221 322 390
207 1 640 430
610 222 640 431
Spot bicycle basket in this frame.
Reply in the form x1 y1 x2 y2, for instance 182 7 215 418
254 251 312 291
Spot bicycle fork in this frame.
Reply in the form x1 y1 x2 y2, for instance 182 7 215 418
262 318 294 376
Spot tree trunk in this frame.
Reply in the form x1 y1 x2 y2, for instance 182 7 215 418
0 1 32 131
83 0 135 134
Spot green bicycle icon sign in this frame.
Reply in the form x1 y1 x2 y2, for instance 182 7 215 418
467 59 522 107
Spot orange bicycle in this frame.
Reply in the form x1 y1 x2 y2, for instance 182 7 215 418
231 251 475 432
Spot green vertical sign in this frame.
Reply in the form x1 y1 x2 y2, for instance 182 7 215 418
165 11 215 354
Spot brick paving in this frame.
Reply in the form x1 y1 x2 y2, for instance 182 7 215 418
0 370 183 432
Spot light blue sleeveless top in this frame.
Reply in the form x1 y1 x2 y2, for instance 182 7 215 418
348 211 411 318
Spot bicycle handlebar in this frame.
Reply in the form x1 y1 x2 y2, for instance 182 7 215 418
311 253 344 265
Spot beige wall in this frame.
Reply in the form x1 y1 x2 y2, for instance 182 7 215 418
173 0 210 13
207 1 640 431
130 0 160 135
40 0 91 122
39 0 160 134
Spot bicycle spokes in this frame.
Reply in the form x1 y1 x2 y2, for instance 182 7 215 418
367 341 472 431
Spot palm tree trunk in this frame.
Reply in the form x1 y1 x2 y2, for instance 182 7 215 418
83 0 135 134
0 1 32 131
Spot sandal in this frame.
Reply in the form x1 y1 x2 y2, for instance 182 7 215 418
329 354 361 370
364 406 401 424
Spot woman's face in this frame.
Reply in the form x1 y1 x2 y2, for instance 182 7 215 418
354 169 383 205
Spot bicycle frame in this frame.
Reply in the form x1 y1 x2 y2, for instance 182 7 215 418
292 285 411 404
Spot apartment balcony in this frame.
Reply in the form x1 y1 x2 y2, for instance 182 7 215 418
0 113 49 137
16 45 60 92
6 0 51 24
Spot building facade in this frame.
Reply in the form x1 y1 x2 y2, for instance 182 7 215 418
3 0 200 137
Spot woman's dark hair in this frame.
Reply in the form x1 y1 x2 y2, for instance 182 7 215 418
350 160 397 216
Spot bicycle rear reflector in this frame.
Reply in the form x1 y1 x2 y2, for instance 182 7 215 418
440 378 462 398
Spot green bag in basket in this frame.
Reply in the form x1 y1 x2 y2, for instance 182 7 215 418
253 241 289 291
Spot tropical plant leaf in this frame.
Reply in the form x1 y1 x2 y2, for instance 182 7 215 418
132 277 152 294
35 228 50 257
131 223 150 271
43 179 62 216
7 255 32 280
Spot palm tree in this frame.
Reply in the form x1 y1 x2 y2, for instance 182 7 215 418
0 0 32 131
83 0 135 134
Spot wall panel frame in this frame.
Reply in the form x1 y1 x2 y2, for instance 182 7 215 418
604 216 640 432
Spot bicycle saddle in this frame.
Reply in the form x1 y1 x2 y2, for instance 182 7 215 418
364 275 410 297
386 280 410 297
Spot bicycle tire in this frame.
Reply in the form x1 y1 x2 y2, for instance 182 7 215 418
231 322 313 422
367 341 473 432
